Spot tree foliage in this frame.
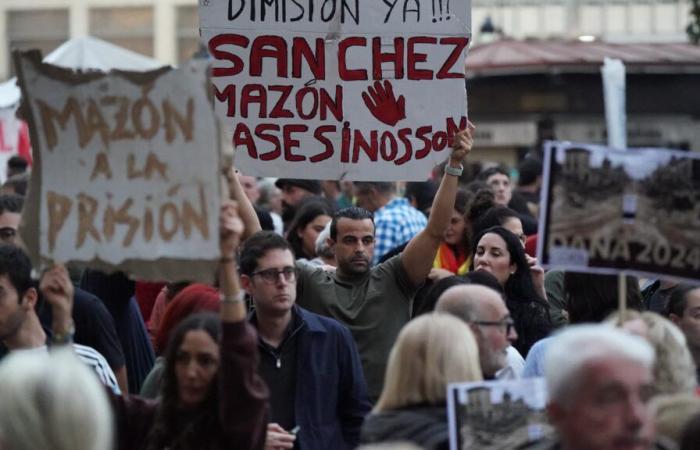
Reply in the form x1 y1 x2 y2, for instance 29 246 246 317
689 0 700 44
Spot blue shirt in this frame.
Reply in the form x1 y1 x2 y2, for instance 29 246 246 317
372 198 427 265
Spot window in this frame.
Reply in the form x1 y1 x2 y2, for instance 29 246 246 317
176 5 201 64
89 7 154 56
7 9 69 75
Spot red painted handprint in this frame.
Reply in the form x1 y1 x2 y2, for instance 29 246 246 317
361 80 406 126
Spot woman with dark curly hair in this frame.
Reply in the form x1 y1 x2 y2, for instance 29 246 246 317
471 226 551 356
110 203 269 450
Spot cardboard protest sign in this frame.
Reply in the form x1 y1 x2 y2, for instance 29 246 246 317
538 141 700 282
14 51 222 282
199 0 471 181
447 378 552 450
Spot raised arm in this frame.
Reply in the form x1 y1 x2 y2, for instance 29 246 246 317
400 124 474 286
217 201 269 449
226 168 262 241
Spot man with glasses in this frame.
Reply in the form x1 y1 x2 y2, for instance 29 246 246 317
435 284 523 379
239 231 370 450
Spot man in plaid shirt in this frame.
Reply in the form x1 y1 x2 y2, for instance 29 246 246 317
353 182 428 265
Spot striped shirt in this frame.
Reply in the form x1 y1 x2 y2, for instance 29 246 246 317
19 344 121 395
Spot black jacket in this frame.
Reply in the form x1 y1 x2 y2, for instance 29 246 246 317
361 404 449 450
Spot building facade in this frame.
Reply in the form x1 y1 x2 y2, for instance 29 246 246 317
0 0 200 81
0 0 692 81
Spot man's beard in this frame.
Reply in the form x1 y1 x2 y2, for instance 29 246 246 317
0 308 26 342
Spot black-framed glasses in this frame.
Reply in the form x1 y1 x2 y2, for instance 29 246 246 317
0 227 16 241
473 319 516 335
251 266 297 284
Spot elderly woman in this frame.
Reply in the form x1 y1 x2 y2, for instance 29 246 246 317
360 314 482 450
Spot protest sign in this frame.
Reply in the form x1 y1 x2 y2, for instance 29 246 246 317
538 141 700 282
199 0 471 181
14 50 222 282
447 378 551 450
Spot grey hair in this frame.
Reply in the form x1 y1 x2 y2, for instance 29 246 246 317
0 349 113 450
545 324 655 406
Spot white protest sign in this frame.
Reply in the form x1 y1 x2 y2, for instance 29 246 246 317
15 52 221 282
199 0 471 181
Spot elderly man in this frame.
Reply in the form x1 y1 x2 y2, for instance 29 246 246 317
522 324 672 450
435 284 522 379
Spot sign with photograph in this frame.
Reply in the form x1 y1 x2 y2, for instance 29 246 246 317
538 141 700 282
199 0 471 181
15 51 222 282
447 378 551 450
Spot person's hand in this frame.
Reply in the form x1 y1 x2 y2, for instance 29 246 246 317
265 423 295 450
526 254 547 300
449 121 475 166
219 200 244 259
39 264 74 335
428 267 453 281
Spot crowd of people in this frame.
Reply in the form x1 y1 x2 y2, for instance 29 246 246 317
0 124 699 450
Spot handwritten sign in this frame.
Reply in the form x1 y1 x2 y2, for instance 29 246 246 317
199 0 471 181
15 51 221 282
538 141 700 283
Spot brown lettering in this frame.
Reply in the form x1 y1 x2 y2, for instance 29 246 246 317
103 198 140 247
90 152 113 181
76 193 101 249
46 191 73 252
180 184 209 239
36 98 86 151
158 202 180 241
163 98 194 143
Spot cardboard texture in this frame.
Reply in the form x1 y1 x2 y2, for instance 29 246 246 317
14 50 222 282
199 0 472 181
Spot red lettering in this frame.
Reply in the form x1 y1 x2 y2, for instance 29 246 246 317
295 87 318 120
372 37 404 80
446 116 468 140
256 124 282 160
232 123 257 158
311 125 336 163
240 84 267 118
319 86 343 121
432 131 448 152
338 37 368 81
407 37 436 80
415 126 432 159
269 86 294 118
209 34 249 77
380 131 398 161
283 124 307 161
292 37 326 80
341 122 351 163
250 36 288 77
352 130 378 163
395 128 413 166
437 37 470 79
212 84 236 116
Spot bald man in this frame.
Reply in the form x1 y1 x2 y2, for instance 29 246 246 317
436 284 521 379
